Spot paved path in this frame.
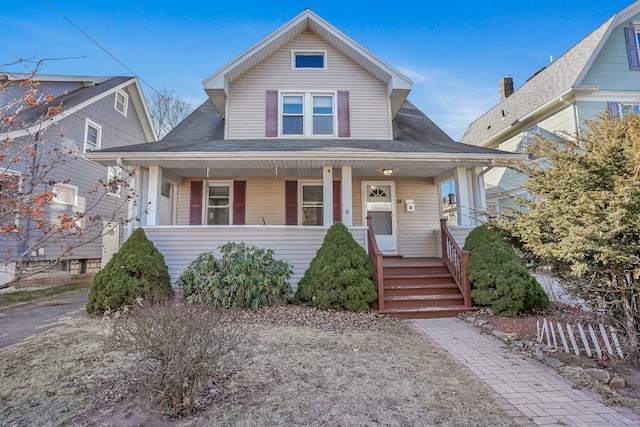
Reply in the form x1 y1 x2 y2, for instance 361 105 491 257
0 289 89 349
411 318 640 427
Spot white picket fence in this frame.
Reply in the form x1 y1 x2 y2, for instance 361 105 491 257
537 319 624 360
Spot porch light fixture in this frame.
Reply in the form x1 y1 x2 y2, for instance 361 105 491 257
383 169 393 176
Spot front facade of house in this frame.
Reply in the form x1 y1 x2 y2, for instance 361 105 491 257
461 1 640 212
1 75 156 286
88 10 517 296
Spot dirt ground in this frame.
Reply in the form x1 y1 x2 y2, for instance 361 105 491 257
1 306 517 427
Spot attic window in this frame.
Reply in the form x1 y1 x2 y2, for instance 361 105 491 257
114 90 128 116
292 50 326 69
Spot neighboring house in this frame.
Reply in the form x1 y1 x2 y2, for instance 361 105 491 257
1 74 156 286
87 9 518 317
461 1 640 212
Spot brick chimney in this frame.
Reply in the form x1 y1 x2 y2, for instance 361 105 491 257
499 75 514 100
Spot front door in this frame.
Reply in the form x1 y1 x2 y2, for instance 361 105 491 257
363 182 397 254
101 222 120 269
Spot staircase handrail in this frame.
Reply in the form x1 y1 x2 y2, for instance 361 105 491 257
366 216 385 312
440 218 471 307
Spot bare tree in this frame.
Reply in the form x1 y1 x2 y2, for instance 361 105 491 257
148 87 192 139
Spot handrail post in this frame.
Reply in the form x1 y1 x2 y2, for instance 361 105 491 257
440 218 448 260
366 216 384 312
462 250 470 307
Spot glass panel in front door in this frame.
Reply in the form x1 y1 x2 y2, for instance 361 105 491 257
366 185 392 236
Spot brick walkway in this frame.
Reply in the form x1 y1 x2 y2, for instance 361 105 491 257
410 318 640 427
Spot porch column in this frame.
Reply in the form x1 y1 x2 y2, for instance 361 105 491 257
341 166 353 226
472 167 487 224
147 165 162 226
126 166 138 238
323 166 333 226
454 167 472 226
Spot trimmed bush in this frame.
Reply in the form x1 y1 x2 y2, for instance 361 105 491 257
463 224 549 316
86 228 173 313
294 222 377 311
177 242 293 311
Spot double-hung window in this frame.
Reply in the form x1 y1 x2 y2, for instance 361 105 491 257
206 182 231 225
114 90 128 116
281 92 335 137
84 119 101 153
107 166 122 197
300 183 323 226
620 103 640 117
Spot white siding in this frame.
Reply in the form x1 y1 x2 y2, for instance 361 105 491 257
227 31 391 140
142 226 367 289
395 179 440 257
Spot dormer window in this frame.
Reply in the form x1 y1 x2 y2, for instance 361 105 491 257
292 50 326 69
281 92 335 137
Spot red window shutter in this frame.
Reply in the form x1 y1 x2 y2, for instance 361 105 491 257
333 181 341 223
266 90 279 137
337 90 350 137
285 180 298 225
624 28 640 70
189 181 203 225
233 181 246 225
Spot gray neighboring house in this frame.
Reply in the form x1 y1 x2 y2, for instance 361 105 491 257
1 74 156 286
461 1 640 213
87 10 519 317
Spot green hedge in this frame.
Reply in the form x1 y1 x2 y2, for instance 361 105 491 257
87 228 173 313
294 222 377 311
463 224 549 316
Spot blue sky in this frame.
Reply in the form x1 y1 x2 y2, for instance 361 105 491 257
1 0 634 140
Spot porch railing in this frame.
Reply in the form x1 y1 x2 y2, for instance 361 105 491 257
366 216 385 312
440 218 471 307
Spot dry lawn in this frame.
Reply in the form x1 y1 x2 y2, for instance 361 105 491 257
0 308 516 427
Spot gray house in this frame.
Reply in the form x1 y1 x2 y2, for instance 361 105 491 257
1 74 156 286
88 10 519 317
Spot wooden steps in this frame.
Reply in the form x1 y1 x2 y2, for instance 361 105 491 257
379 257 472 319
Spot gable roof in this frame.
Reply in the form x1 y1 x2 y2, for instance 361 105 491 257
461 1 640 147
3 74 157 141
202 9 413 119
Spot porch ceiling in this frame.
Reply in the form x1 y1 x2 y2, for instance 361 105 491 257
115 158 493 178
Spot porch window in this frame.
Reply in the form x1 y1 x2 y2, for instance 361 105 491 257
280 92 335 137
206 183 231 225
107 166 122 197
301 183 323 226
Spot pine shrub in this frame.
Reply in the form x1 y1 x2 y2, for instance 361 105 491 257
177 243 293 311
86 228 173 313
463 224 549 316
294 222 377 311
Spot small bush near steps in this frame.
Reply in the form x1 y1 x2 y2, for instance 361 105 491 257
107 301 248 416
87 228 173 314
463 224 549 316
177 242 293 311
294 222 377 311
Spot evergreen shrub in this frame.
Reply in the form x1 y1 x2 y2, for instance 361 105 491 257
86 228 173 313
294 222 377 311
463 224 549 316
177 242 293 311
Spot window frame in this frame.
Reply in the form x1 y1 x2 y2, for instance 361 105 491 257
204 181 233 225
107 165 122 197
0 169 23 230
279 91 337 138
291 50 327 70
114 90 128 116
53 183 78 206
84 119 102 153
619 102 640 117
299 181 324 226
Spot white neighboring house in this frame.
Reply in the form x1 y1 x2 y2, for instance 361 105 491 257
1 74 156 287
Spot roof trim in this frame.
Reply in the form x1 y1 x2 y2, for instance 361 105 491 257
202 9 412 118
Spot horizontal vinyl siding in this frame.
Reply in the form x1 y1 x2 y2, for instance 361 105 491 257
227 31 391 140
142 226 367 289
159 195 171 225
537 105 577 136
395 179 440 257
246 179 285 225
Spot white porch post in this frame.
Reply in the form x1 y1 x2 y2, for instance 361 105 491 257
473 167 486 224
147 165 162 226
454 167 472 226
126 166 138 238
341 166 353 226
323 166 333 226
